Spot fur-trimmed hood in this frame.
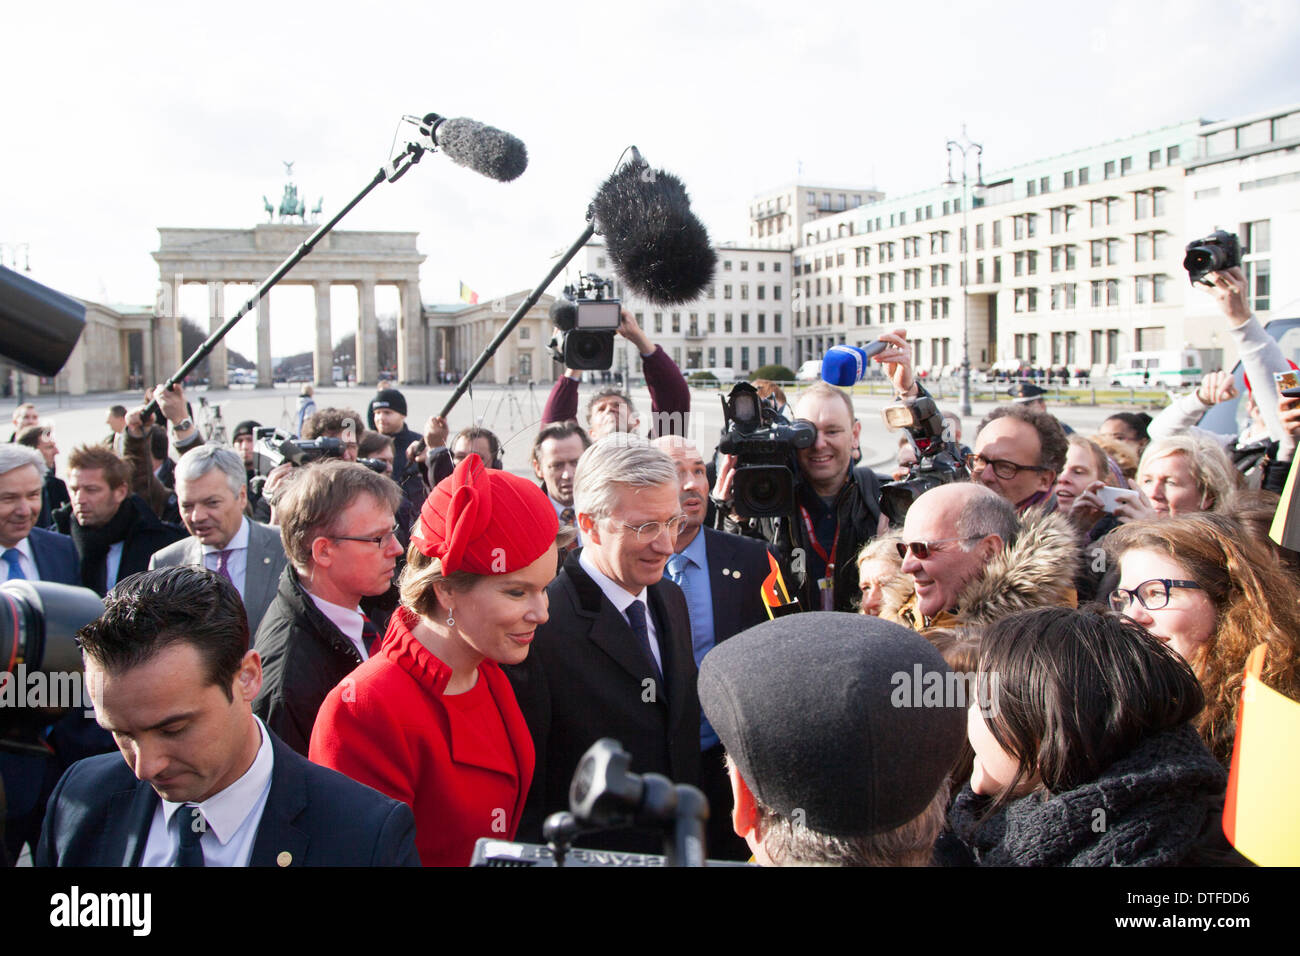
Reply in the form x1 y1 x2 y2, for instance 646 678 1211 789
884 506 1081 631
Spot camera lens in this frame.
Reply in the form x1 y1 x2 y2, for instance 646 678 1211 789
734 465 793 518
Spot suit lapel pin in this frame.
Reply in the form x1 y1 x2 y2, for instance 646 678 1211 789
263 557 271 564
732 570 741 579
276 850 293 867
721 567 730 576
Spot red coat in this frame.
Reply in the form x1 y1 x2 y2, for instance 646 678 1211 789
309 606 535 866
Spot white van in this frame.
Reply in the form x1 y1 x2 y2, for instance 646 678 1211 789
1108 350 1203 388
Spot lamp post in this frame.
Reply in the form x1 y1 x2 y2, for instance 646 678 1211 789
944 129 985 417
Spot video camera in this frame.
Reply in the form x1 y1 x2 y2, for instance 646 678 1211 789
251 427 346 478
717 382 816 519
878 393 970 526
549 272 621 371
1184 229 1241 286
470 738 728 867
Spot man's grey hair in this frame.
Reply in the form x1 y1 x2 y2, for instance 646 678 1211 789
755 778 949 867
954 484 1019 547
0 444 47 478
573 434 677 520
175 444 245 498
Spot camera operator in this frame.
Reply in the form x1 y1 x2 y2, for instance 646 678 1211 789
542 309 690 440
713 330 916 612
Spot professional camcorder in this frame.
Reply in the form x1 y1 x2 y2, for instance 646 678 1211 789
879 393 970 526
1183 229 1241 286
252 427 346 478
470 738 734 867
549 273 622 371
717 382 816 519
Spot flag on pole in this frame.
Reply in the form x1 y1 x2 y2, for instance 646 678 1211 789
760 551 800 618
1222 644 1300 865
459 282 479 305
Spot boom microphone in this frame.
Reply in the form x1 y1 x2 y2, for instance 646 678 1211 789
427 115 528 182
590 151 717 306
821 342 888 386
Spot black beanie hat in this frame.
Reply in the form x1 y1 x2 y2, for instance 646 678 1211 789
369 387 407 418
699 612 966 838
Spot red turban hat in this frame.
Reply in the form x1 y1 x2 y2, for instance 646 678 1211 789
411 455 558 575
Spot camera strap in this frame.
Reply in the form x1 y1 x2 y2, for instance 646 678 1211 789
798 505 839 612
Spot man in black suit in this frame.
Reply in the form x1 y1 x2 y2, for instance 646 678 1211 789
506 435 700 853
653 435 777 859
57 444 185 597
36 566 418 867
0 445 79 585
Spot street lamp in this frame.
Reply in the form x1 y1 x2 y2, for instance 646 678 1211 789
944 128 986 417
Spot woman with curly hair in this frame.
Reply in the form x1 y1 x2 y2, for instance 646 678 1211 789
1105 512 1300 767
854 532 909 617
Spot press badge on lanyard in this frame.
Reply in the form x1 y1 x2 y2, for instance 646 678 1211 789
799 505 839 611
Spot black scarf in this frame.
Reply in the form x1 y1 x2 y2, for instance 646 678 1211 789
71 497 137 595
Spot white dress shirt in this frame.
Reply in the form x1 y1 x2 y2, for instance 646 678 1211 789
141 715 275 867
578 548 662 671
202 517 250 599
105 541 125 589
306 592 369 661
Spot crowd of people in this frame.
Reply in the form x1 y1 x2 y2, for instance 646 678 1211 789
7 265 1298 868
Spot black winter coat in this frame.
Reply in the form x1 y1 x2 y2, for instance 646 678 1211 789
252 565 365 757
948 723 1229 867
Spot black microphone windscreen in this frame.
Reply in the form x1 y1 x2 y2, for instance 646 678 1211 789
436 118 528 183
549 297 577 331
591 163 717 306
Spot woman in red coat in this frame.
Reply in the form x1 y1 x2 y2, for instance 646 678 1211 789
309 454 558 866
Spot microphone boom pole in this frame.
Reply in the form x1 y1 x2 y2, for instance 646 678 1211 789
144 110 526 421
437 222 595 419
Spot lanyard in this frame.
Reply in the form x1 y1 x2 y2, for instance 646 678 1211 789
798 504 841 569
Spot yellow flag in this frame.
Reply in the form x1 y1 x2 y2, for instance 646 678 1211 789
1222 644 1300 865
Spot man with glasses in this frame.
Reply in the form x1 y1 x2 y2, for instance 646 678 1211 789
891 482 1080 632
253 461 404 756
969 404 1069 513
506 434 700 853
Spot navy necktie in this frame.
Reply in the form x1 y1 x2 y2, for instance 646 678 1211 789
174 804 206 867
361 614 382 656
2 548 25 581
626 599 663 684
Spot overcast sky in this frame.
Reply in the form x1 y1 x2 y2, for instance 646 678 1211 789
5 0 1299 364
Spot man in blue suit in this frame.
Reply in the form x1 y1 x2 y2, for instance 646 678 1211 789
654 436 780 860
37 566 419 867
0 445 79 585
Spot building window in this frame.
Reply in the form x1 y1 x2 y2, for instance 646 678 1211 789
774 346 782 366
1120 156 1133 176
1090 240 1104 268
724 313 733 333
708 312 716 333
708 347 716 366
774 261 782 272
757 285 766 300
758 313 766 333
992 257 1002 283
740 260 749 271
1091 280 1103 308
1027 179 1037 197
1064 170 1075 189
724 260 732 271
1104 160 1116 179
725 346 733 368
671 312 681 333
1079 167 1090 186
740 347 749 370
1107 238 1121 265
724 284 732 299
774 312 782 333
976 259 985 284
992 220 1003 247
740 284 749 300
1106 279 1119 306
654 313 663 334
975 223 985 250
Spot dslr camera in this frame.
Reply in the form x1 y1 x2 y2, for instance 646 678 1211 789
717 382 816 518
879 393 969 526
1183 229 1241 286
549 273 621 371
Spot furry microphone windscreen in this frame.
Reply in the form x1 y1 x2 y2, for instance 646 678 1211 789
591 163 717 306
436 118 529 182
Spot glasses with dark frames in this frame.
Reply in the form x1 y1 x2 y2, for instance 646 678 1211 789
1107 578 1204 613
